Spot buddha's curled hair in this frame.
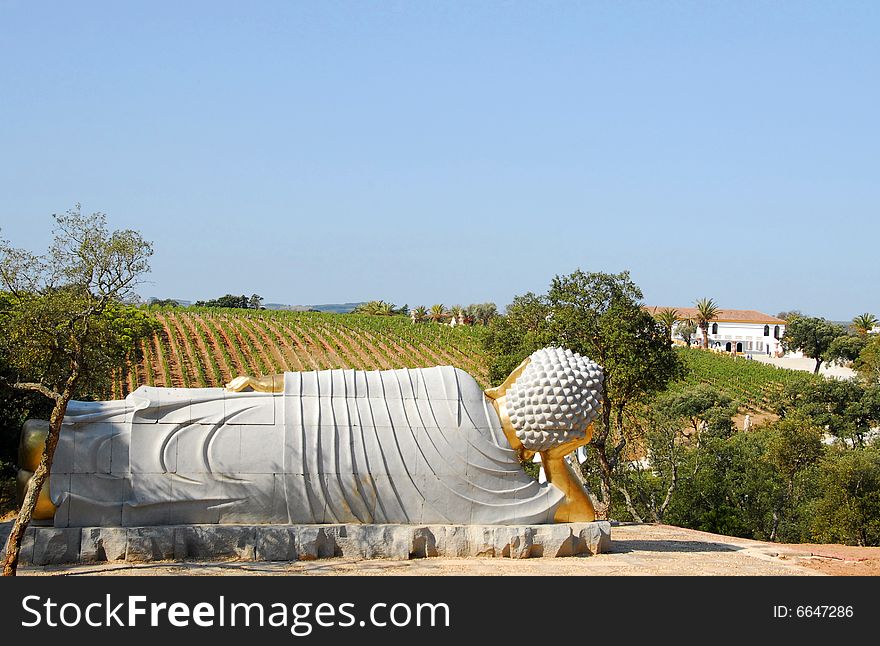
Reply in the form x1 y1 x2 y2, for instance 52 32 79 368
505 347 604 451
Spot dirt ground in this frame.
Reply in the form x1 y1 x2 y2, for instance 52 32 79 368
4 521 879 576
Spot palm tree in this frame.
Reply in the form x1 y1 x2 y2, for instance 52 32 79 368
655 308 679 341
694 298 720 349
468 302 498 326
411 306 428 323
853 313 878 336
354 300 402 316
428 304 446 323
353 300 381 315
377 301 396 316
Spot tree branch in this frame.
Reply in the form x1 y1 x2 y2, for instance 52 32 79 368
0 376 62 402
608 437 627 471
613 482 645 523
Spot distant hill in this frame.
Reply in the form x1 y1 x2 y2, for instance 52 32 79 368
147 300 366 313
310 302 367 314
147 298 192 307
262 303 311 312
263 302 366 314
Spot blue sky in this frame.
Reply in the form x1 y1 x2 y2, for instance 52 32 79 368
1 1 877 319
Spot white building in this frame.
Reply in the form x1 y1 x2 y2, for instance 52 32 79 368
646 307 787 357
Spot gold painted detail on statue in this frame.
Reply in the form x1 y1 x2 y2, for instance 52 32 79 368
17 419 55 520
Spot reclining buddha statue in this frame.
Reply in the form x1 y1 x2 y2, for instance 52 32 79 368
18 347 603 527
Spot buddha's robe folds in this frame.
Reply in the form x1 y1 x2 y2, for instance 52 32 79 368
50 367 564 527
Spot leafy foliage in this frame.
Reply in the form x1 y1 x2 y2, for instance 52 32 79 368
782 316 848 373
484 270 681 516
675 320 697 346
773 378 880 446
694 298 720 349
852 313 878 336
854 335 880 384
807 446 880 546
484 292 550 385
428 304 446 323
352 300 407 316
0 204 154 574
826 334 868 366
194 294 264 309
654 308 679 340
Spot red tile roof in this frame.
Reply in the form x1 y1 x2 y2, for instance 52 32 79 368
644 306 786 324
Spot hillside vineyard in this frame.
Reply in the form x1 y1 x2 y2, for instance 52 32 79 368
113 308 491 398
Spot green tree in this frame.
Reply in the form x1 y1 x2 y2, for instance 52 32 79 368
666 428 780 540
676 320 697 347
612 407 684 524
484 293 551 384
613 385 734 524
826 334 867 367
248 294 263 310
655 308 678 341
428 304 446 323
854 335 880 384
852 313 878 336
465 302 498 326
147 298 179 307
765 416 823 541
657 384 736 435
774 378 880 447
782 316 848 374
808 446 880 546
410 306 428 323
487 270 681 517
195 294 250 308
0 205 153 575
546 271 683 517
694 298 720 350
353 300 404 316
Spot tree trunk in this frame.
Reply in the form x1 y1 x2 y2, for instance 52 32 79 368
813 358 822 374
589 398 615 519
3 377 76 576
614 483 645 523
769 480 794 543
593 446 613 520
701 323 709 349
769 510 780 542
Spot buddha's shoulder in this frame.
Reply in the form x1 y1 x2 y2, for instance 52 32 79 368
281 366 486 403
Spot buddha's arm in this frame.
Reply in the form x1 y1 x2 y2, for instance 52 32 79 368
225 374 285 393
541 430 596 522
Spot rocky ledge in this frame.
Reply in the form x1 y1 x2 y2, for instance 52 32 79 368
16 522 611 565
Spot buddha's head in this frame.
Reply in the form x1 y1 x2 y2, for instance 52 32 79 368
487 347 604 452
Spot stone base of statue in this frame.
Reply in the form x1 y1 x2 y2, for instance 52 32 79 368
15 521 611 565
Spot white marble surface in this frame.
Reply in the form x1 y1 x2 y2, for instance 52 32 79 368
50 367 566 527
